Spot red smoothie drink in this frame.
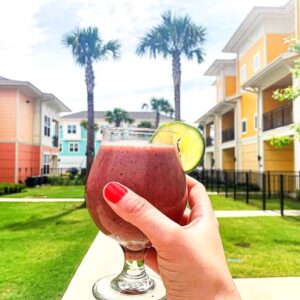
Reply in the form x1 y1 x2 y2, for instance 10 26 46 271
86 142 187 251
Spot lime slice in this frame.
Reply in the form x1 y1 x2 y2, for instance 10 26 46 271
150 121 205 173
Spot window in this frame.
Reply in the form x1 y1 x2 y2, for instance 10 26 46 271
69 142 79 152
242 119 247 134
59 143 62 152
59 125 62 130
43 154 50 174
44 116 51 137
254 114 258 130
67 125 77 134
253 52 260 72
240 64 246 82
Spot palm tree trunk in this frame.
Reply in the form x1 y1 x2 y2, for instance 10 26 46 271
172 53 181 121
84 59 95 207
155 111 160 128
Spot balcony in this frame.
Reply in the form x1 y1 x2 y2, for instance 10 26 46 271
222 128 235 143
263 102 293 131
206 136 214 147
52 135 59 147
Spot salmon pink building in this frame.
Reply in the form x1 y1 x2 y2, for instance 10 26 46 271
0 76 70 183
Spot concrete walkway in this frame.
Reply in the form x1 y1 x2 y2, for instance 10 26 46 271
62 232 300 300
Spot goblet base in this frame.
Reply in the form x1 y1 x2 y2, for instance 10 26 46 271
92 273 166 300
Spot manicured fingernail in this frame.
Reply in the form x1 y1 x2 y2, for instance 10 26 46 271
104 182 127 203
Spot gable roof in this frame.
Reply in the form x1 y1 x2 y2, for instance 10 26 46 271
0 75 71 112
223 0 294 53
62 111 174 121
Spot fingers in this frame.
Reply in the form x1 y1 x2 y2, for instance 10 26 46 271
186 175 215 222
145 247 160 274
103 182 179 247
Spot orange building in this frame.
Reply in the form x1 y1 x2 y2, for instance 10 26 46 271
196 0 300 174
0 76 70 183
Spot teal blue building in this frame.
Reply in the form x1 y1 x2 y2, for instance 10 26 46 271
58 111 173 169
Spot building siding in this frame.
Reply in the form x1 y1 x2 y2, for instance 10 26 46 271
241 143 258 171
266 33 291 63
18 92 34 144
0 143 15 182
264 141 294 172
0 89 17 140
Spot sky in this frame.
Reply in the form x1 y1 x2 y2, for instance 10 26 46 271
0 0 289 123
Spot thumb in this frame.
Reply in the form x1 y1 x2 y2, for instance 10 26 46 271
103 182 179 247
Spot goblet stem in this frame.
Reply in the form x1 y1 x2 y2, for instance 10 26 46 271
110 246 155 295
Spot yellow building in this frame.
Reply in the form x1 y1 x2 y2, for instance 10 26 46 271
197 0 300 174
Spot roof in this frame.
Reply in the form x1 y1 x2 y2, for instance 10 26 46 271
223 0 294 53
62 111 174 121
204 59 236 76
242 52 298 89
0 75 71 112
195 94 240 124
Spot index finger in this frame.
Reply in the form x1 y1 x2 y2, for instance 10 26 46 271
186 175 215 221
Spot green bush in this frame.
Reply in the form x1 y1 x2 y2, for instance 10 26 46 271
47 174 86 186
0 183 26 195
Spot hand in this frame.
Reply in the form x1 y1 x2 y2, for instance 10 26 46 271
103 175 241 300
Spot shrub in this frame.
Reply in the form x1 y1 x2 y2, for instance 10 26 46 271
0 183 26 195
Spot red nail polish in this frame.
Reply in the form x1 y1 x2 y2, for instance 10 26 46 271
104 182 127 203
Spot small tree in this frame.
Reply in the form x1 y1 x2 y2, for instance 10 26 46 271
137 121 154 128
80 120 99 132
142 97 173 128
105 108 134 127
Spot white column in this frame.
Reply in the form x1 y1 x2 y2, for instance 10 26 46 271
257 88 264 172
234 100 241 170
202 123 208 169
213 114 221 169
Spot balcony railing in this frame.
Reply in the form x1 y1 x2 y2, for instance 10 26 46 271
206 136 214 147
222 128 235 143
52 135 59 147
263 102 293 131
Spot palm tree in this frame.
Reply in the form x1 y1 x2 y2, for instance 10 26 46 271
105 108 134 127
142 97 173 128
80 120 99 132
63 27 121 180
137 11 206 121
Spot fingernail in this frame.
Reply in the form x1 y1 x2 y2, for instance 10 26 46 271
104 182 127 203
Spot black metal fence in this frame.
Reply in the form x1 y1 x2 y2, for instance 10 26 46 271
190 169 300 216
263 102 293 131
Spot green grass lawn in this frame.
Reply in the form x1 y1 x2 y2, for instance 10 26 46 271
0 202 299 299
0 185 85 199
209 193 300 210
220 216 300 277
0 202 97 300
210 195 259 210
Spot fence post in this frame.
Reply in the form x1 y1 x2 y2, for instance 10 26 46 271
225 171 228 198
280 174 284 217
216 170 220 194
267 171 271 199
233 171 237 200
262 172 266 211
246 172 249 204
210 169 214 191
